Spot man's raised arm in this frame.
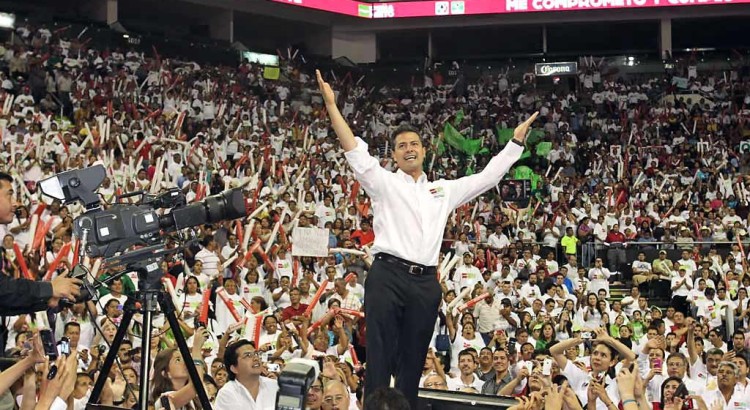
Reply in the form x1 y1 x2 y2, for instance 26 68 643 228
317 70 357 152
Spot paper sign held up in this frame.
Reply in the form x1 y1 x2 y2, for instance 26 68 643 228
291 227 330 257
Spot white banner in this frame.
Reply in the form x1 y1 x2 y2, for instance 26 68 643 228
291 227 330 257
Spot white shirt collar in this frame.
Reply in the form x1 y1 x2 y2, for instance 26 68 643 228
395 168 427 184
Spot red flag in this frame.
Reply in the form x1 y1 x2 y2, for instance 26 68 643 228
13 244 33 280
44 242 71 281
199 288 212 325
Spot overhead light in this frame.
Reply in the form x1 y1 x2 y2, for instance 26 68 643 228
123 34 129 39
628 56 635 61
0 13 15 29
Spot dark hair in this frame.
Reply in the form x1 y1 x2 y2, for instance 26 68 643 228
457 348 474 361
151 348 178 406
0 172 12 185
363 387 410 410
64 322 81 334
390 123 422 146
659 377 684 410
224 339 255 380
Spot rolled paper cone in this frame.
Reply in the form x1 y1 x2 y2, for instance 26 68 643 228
239 298 253 313
235 221 244 250
328 248 366 256
253 315 262 347
44 242 71 281
89 257 101 279
552 168 562 182
26 215 39 253
439 255 462 283
242 221 254 251
438 252 453 275
681 123 690 134
243 239 262 264
221 255 238 271
32 218 53 253
470 202 479 224
162 277 182 310
216 287 242 323
344 272 356 283
71 238 80 265
457 292 490 312
349 345 360 365
13 243 33 280
199 287 212 324
304 279 329 316
292 258 300 286
264 220 281 254
616 190 626 206
307 316 327 333
545 165 552 177
337 308 364 318
738 234 747 264
257 246 274 268
447 287 472 311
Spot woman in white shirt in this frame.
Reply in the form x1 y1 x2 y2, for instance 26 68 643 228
179 276 204 328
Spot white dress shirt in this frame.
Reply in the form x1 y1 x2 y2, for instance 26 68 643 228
344 137 523 266
214 377 279 410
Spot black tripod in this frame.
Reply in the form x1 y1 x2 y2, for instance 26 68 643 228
86 247 213 410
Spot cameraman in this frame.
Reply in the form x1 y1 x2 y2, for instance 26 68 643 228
0 172 82 313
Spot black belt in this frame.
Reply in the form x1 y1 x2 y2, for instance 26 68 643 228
375 253 436 276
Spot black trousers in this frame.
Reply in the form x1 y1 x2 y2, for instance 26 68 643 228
364 255 442 409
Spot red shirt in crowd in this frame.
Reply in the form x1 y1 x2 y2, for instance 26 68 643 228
281 304 309 322
606 231 626 244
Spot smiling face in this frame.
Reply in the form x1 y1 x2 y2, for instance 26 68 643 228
392 131 425 178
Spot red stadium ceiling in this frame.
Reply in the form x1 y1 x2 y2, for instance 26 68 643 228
270 0 750 18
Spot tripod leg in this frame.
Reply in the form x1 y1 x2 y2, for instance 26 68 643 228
89 308 135 405
138 310 154 410
161 300 214 410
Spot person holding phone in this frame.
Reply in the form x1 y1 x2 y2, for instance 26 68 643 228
549 327 637 410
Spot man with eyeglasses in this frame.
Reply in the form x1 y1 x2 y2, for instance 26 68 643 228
422 374 448 390
306 377 324 409
214 340 278 410
321 380 350 410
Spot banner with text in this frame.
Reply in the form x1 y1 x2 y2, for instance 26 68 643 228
292 227 330 257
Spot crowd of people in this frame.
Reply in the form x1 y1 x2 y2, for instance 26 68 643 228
0 18 750 410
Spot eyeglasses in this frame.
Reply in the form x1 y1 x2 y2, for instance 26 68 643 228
424 382 446 388
323 395 346 404
239 351 262 360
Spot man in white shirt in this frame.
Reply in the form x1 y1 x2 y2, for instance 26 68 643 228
319 71 537 407
195 235 222 278
214 340 279 410
519 273 542 308
447 349 485 392
487 225 510 251
701 362 746 410
671 268 693 314
452 253 483 293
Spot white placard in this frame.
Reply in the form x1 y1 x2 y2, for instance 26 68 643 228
291 227 330 257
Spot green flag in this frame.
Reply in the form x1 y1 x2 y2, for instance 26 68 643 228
443 123 465 151
536 141 552 157
453 109 464 127
443 123 487 156
527 129 545 147
513 165 534 180
497 127 514 145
